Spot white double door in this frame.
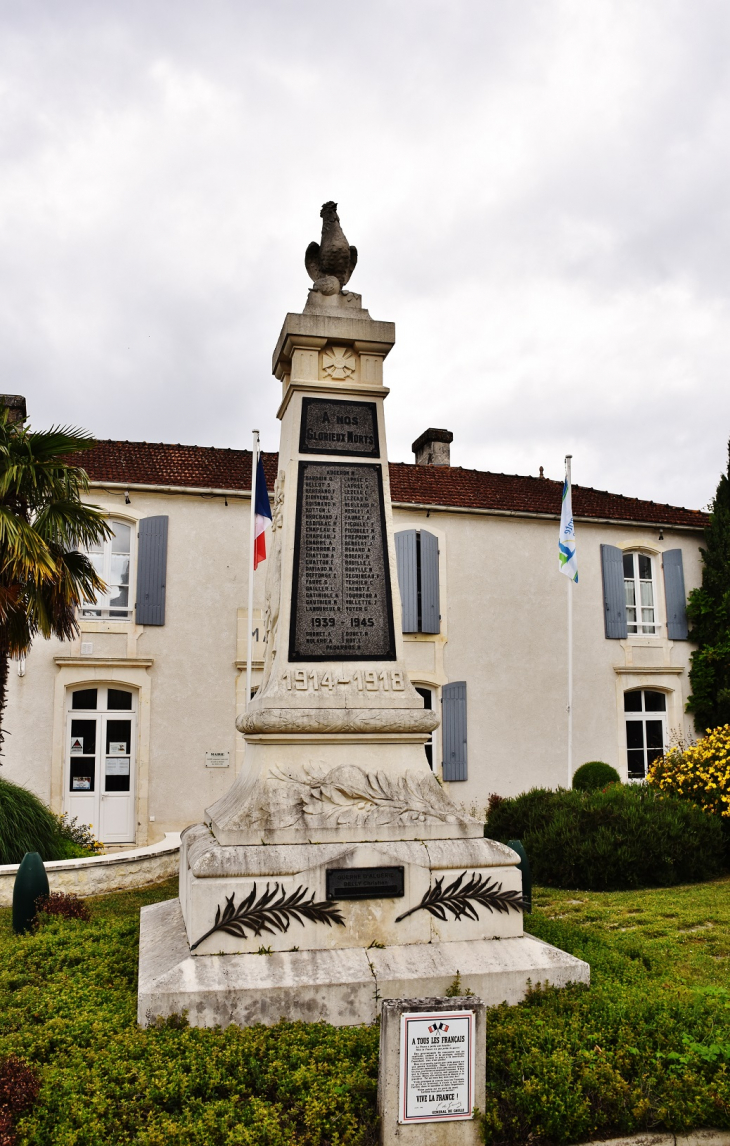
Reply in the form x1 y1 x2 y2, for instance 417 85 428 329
65 689 136 844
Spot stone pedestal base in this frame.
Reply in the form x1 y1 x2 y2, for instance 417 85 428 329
137 898 589 1028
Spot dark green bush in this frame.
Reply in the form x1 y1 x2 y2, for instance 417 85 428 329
573 760 621 790
486 784 724 889
0 783 102 865
0 778 64 865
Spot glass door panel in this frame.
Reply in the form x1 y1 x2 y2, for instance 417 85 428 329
65 687 137 845
626 720 645 779
100 712 135 842
646 720 664 767
69 719 97 792
105 719 131 793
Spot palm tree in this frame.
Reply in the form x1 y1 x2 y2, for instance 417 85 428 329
0 402 112 756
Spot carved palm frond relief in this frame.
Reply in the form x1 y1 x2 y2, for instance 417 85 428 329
190 882 345 951
395 871 526 924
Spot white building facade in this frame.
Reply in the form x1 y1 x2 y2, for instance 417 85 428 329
3 430 706 846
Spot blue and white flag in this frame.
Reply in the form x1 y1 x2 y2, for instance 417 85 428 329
559 460 578 583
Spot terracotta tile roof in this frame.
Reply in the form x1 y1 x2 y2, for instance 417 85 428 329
79 440 708 530
388 463 708 528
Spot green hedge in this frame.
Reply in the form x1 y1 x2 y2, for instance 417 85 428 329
486 784 724 890
482 905 730 1143
4 877 730 1143
572 761 621 791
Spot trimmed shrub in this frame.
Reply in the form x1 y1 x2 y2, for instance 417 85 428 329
573 760 621 791
485 784 724 889
648 724 730 818
0 778 63 865
51 814 103 858
0 1057 40 1146
35 892 91 924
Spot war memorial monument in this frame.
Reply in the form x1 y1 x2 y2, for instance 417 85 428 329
137 203 588 1029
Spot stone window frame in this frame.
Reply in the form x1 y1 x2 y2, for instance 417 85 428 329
622 548 661 638
623 686 669 781
81 515 136 622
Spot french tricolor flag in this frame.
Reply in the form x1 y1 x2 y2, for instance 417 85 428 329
253 454 272 570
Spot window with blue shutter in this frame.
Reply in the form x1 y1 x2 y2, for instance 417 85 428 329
419 530 440 634
395 530 418 632
135 516 169 626
442 681 467 781
394 529 440 634
662 549 688 640
601 544 627 639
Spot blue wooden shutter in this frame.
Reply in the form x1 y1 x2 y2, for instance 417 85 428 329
601 544 627 639
442 681 467 781
136 516 168 625
663 549 688 639
419 530 440 634
395 530 418 633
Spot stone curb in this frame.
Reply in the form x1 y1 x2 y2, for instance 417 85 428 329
0 832 180 905
585 1131 730 1146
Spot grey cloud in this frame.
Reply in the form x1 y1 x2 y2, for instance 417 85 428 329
0 0 728 508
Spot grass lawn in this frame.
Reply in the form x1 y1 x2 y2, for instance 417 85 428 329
2 876 730 1145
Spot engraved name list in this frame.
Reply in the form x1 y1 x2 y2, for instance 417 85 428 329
289 461 395 661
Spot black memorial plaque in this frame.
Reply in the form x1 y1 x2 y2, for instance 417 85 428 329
289 461 396 661
326 866 405 901
299 397 380 458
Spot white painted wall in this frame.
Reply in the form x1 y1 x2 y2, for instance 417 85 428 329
399 507 701 815
3 484 702 840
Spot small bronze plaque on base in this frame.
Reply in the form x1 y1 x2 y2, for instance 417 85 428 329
326 866 405 901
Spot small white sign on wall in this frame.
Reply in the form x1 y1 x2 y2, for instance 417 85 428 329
205 751 230 768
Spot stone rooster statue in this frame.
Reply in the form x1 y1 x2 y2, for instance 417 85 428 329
305 202 358 296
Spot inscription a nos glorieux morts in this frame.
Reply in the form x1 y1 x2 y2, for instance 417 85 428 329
299 398 380 458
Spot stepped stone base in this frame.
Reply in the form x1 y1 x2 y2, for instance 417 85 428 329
137 898 590 1028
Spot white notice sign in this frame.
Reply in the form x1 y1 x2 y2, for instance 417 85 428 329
205 751 230 768
70 738 84 755
399 1010 475 1124
105 758 130 777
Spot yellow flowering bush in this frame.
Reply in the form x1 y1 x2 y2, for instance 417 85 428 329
647 724 730 817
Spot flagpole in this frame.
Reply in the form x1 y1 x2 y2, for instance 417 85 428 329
566 454 573 788
245 430 259 712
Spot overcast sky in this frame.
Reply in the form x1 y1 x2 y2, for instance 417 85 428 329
1 1 729 510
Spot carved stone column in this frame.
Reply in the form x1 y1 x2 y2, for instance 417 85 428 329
205 288 480 847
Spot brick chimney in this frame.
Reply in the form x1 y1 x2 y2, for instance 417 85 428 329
412 427 453 466
1 395 27 424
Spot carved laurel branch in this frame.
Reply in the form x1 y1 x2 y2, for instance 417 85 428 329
238 708 439 735
271 764 465 827
190 882 345 951
395 871 526 924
